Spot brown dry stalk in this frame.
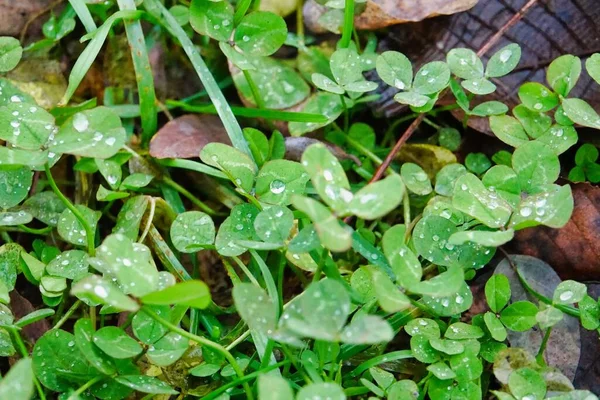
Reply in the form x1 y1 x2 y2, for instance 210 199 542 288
368 0 540 184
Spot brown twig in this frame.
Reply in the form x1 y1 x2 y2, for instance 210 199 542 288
368 0 540 185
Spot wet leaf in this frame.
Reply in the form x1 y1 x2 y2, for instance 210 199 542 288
0 36 22 72
233 56 310 109
46 250 89 281
297 382 345 400
0 103 55 150
200 143 257 193
71 275 139 312
50 107 126 159
509 184 600 280
33 329 95 392
74 319 116 375
291 195 351 252
401 163 432 195
57 204 101 246
141 280 211 309
115 375 178 395
189 0 234 42
289 93 343 136
23 191 66 226
255 159 309 206
453 173 512 228
0 357 33 400
349 174 405 220
254 205 293 243
170 211 215 253
234 11 287 56
93 326 142 359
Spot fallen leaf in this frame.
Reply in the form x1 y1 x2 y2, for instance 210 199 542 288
149 115 230 159
0 0 54 36
495 255 580 381
6 58 67 108
396 143 457 178
303 0 477 33
573 283 600 393
373 0 600 133
9 290 49 343
509 183 600 281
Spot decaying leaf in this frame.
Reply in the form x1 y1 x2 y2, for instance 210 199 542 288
304 0 478 33
149 115 230 159
495 255 580 381
509 183 600 281
573 283 600 394
373 0 600 133
396 143 457 178
9 291 49 343
5 58 67 108
0 0 54 36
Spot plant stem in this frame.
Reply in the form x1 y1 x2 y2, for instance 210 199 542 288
242 70 266 110
423 117 442 130
138 196 155 243
536 327 552 364
340 95 349 132
44 163 95 256
296 0 305 46
232 256 260 287
403 189 411 226
202 361 288 400
162 176 218 215
141 306 255 400
8 327 47 400
68 376 103 400
339 0 354 48
15 225 54 235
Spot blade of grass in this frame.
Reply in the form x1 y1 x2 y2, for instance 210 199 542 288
167 100 329 123
339 0 355 48
233 0 253 25
143 0 253 162
68 0 97 33
60 10 145 105
158 159 228 180
117 0 158 147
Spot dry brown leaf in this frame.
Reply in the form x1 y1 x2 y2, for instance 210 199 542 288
0 0 53 36
149 115 231 159
508 183 600 281
9 290 49 344
373 0 600 132
304 0 477 33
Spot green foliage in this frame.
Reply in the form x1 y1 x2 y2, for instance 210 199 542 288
0 5 598 400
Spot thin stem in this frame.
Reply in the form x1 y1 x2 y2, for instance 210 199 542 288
403 189 411 226
340 95 349 132
68 376 103 400
346 137 383 165
242 70 266 110
369 114 425 183
232 256 261 287
536 327 552 364
15 225 54 235
162 176 218 215
8 327 47 400
138 196 155 243
225 329 251 351
423 117 442 130
202 361 288 400
44 163 95 256
141 306 255 400
296 0 305 46
339 0 354 48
